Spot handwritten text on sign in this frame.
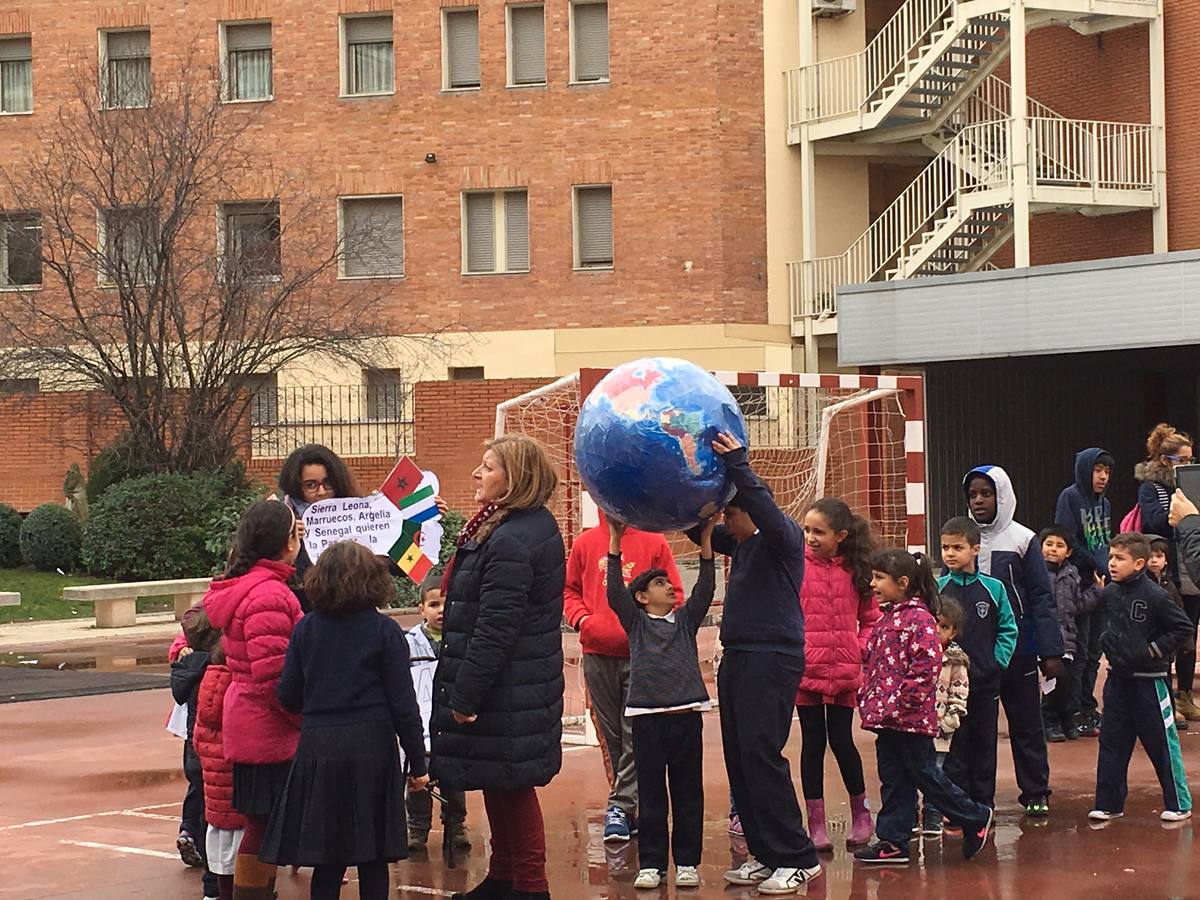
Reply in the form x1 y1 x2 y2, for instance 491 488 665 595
303 493 404 561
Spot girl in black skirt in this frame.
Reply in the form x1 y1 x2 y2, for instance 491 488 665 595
262 541 429 900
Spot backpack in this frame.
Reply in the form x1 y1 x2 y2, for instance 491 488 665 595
1120 504 1142 533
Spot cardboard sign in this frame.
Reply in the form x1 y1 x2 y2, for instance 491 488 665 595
303 492 405 561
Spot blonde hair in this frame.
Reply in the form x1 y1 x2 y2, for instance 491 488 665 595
1147 423 1192 460
486 435 558 510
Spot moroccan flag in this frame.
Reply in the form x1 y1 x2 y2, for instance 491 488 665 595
381 457 424 508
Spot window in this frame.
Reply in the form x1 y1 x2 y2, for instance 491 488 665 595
0 212 41 288
343 15 394 95
729 385 769 418
0 378 38 394
444 8 480 90
341 196 404 278
244 373 278 426
0 37 33 113
571 1 608 83
222 202 281 280
449 366 485 381
365 369 404 421
507 5 545 86
103 29 151 108
462 190 529 274
101 207 157 284
223 22 272 101
573 185 612 269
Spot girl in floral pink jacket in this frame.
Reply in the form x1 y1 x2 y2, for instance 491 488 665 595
854 550 994 866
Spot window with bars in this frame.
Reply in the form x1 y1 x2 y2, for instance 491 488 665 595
223 202 281 280
0 37 32 113
0 212 41 288
573 185 612 269
103 30 151 108
102 207 157 284
244 373 279 426
508 5 545 86
365 369 405 421
343 15 394 95
444 8 480 89
341 196 404 278
223 22 272 101
462 190 529 274
571 1 608 83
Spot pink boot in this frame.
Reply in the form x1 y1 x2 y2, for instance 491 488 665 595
848 793 873 846
806 799 833 851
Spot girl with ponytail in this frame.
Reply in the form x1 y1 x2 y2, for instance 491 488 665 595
795 498 881 851
853 549 994 866
203 500 303 900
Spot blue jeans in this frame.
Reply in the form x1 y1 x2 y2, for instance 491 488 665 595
920 750 948 825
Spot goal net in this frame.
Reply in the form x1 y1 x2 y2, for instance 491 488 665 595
495 371 923 744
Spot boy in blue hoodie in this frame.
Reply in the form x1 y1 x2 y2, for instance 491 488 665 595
965 465 1064 818
1055 448 1114 734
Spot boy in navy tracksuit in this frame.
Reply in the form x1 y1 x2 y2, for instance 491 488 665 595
1090 533 1193 822
1055 447 1114 732
965 465 1064 817
936 517 1017 817
689 432 820 894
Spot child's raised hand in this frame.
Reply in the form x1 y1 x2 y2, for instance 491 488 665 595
711 432 743 456
408 774 431 793
607 517 627 553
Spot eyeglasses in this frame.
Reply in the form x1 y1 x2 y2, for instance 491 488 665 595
302 479 332 493
1166 454 1193 463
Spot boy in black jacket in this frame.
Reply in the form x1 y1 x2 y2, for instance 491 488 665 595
1090 533 1194 823
687 432 820 894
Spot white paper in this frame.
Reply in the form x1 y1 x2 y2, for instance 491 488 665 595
303 492 405 561
1040 676 1057 696
165 702 189 738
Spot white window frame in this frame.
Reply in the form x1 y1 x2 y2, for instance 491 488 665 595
460 189 530 275
569 0 609 86
0 211 41 291
339 13 396 98
506 4 546 88
338 194 406 280
0 35 34 116
219 20 273 104
441 7 481 93
99 28 152 109
218 201 282 283
572 184 613 271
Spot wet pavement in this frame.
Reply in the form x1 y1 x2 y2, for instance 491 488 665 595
1 680 1197 900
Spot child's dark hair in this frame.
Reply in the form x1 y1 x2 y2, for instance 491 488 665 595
183 608 221 654
807 497 874 600
870 548 940 614
937 596 965 634
305 541 397 614
1110 531 1151 562
1038 524 1074 546
941 515 981 546
225 500 295 578
1150 535 1171 557
278 443 360 501
418 572 443 604
628 568 669 607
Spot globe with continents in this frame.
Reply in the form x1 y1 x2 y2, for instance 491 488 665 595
574 357 750 532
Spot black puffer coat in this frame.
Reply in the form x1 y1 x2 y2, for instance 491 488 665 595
431 506 565 790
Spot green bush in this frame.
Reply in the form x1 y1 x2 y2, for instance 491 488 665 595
392 509 465 608
0 503 24 568
82 473 260 581
20 504 83 572
85 433 156 503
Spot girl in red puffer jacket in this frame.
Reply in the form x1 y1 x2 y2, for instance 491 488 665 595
195 639 245 900
797 498 881 851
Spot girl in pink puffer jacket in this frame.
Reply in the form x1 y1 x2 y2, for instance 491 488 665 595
797 498 881 851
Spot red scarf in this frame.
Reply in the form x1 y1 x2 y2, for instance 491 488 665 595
440 503 502 596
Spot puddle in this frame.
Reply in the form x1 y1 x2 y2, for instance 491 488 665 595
0 649 169 673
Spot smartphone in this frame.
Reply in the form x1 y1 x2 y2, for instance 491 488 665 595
1175 464 1200 505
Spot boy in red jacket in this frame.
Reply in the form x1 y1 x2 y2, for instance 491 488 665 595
564 510 683 842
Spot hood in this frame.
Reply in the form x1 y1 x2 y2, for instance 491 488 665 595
1073 448 1111 498
203 559 295 630
1135 459 1174 487
963 465 1016 534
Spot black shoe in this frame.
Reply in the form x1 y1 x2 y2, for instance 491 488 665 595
1077 717 1100 738
504 893 550 900
853 840 910 864
1065 725 1081 740
176 832 204 868
1024 796 1050 818
447 823 473 850
962 808 994 860
408 829 429 852
1045 722 1066 743
451 879 513 900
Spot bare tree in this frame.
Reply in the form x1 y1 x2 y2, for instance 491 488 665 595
0 55 438 473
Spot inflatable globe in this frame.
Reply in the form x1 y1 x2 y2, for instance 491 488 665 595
574 357 749 532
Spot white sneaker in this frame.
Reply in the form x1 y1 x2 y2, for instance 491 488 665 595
1088 809 1124 821
1161 809 1192 822
675 865 700 888
722 857 771 885
633 868 663 889
757 865 823 894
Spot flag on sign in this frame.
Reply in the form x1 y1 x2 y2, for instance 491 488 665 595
396 483 439 524
394 539 433 582
381 457 425 508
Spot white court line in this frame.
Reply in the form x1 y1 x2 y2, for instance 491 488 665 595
118 811 179 822
562 745 595 753
393 887 454 897
0 802 178 832
60 839 179 860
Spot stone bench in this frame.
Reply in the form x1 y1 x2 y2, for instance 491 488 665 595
0 592 19 607
62 578 212 629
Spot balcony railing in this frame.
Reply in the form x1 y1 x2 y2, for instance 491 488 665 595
249 384 414 459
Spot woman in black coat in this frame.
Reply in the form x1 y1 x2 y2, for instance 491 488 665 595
432 435 565 900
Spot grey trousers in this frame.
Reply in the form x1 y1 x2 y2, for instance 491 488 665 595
583 653 638 815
